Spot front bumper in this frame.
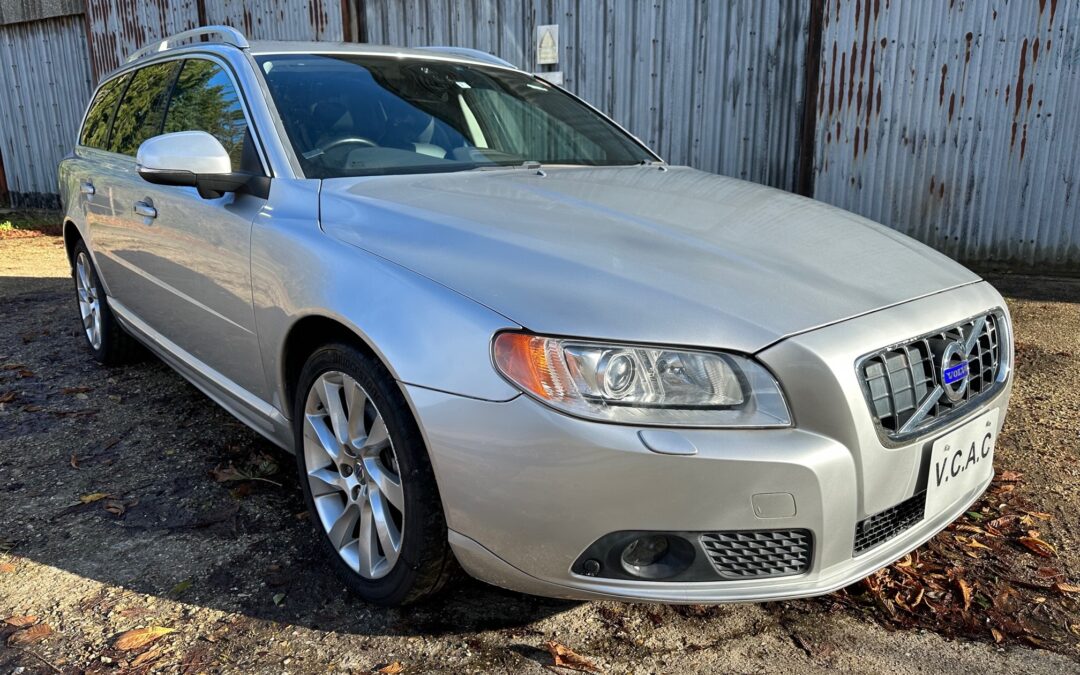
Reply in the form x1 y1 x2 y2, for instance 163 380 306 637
407 281 1012 602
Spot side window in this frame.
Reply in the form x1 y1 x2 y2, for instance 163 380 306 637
109 61 180 156
165 59 248 167
79 73 131 150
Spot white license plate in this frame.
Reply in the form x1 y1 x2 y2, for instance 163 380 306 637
925 409 999 516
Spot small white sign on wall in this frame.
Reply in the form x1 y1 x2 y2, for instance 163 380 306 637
536 24 559 65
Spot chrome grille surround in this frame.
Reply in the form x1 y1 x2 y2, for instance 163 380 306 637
856 309 1010 443
699 529 813 579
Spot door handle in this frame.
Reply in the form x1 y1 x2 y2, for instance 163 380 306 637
80 180 95 196
133 200 157 219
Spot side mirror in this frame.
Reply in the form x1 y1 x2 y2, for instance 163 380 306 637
137 131 251 199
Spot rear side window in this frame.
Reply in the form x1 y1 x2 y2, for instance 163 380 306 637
165 59 248 167
109 61 181 156
79 73 130 149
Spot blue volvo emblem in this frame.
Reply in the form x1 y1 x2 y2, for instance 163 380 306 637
942 361 969 384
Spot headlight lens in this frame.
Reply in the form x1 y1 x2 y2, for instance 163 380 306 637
492 332 790 426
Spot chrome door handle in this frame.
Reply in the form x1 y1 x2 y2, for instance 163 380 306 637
80 180 95 196
133 200 157 219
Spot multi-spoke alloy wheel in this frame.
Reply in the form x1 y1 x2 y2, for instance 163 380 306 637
70 240 134 365
293 344 457 605
303 370 405 579
76 251 102 350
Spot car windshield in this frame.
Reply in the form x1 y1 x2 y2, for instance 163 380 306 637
256 53 654 178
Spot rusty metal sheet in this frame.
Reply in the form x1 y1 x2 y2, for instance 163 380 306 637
813 0 1079 270
205 0 344 42
0 14 92 207
85 0 200 80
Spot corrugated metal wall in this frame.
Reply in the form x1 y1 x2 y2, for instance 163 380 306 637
85 0 345 80
363 0 811 191
813 0 1080 270
0 14 92 207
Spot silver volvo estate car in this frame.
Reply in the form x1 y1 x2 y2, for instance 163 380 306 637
59 27 1012 606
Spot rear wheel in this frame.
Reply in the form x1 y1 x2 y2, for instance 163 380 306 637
293 343 456 605
72 241 136 365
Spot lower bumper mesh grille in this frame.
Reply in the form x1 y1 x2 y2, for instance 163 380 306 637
700 529 812 579
854 492 926 554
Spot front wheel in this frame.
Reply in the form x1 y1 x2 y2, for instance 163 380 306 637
293 343 456 605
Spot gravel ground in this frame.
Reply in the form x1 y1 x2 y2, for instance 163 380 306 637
1 232 1078 674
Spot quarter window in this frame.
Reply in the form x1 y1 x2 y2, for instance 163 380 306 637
109 61 180 156
79 73 131 150
165 60 248 167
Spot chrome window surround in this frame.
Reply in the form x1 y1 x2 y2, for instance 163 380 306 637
855 308 1010 445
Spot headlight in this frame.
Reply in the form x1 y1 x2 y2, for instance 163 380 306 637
492 332 790 427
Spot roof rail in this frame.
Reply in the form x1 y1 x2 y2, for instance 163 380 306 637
416 46 516 69
126 25 249 64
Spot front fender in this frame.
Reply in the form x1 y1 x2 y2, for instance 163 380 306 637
251 180 521 419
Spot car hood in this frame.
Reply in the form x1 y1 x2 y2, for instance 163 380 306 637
320 165 979 353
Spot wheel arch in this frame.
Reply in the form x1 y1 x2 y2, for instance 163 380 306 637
63 218 82 270
280 313 388 420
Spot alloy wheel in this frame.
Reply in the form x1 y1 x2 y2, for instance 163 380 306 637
303 371 405 579
75 252 102 350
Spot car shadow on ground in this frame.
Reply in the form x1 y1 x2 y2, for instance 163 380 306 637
0 275 577 639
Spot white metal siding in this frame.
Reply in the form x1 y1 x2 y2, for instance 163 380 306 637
0 14 92 207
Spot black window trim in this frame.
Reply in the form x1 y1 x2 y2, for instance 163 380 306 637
77 51 271 179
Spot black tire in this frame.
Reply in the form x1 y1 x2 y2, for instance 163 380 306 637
292 342 457 605
71 240 137 366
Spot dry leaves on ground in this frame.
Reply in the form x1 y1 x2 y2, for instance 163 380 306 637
114 626 175 651
7 622 52 646
544 640 602 673
831 469 1079 653
376 661 405 674
3 615 38 627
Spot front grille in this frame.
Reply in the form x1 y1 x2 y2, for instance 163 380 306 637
853 491 926 554
700 530 812 579
859 311 1006 441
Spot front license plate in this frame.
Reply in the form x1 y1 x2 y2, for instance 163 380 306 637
925 409 1000 516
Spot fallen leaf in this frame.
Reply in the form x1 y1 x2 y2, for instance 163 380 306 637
3 615 37 627
544 640 602 674
956 578 972 610
998 470 1023 482
7 623 52 646
169 579 193 596
130 646 164 668
377 661 405 674
104 500 126 516
61 386 92 394
272 593 286 606
1018 535 1057 558
114 626 175 651
991 627 1004 643
0 391 16 403
70 454 80 469
0 563 14 573
80 492 110 504
1053 582 1080 594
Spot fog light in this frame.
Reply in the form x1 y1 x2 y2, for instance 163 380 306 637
621 535 670 568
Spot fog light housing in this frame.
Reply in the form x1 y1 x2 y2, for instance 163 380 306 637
621 535 669 568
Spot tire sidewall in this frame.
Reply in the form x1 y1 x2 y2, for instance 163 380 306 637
292 343 439 605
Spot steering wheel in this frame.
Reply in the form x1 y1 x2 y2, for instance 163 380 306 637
318 137 379 154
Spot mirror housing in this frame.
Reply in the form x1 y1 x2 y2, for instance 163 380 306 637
137 131 252 199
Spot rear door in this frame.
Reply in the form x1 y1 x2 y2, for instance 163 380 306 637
111 57 271 400
71 71 132 293
88 61 180 307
